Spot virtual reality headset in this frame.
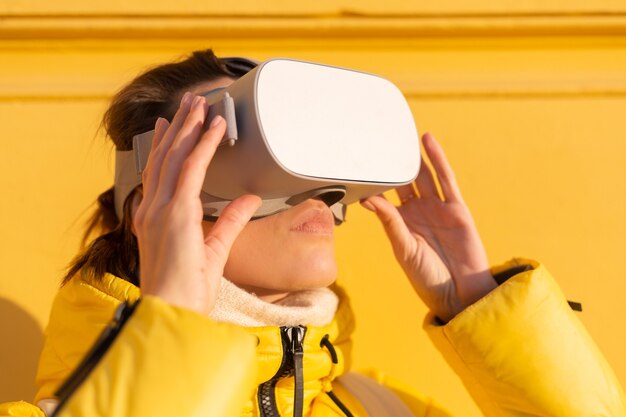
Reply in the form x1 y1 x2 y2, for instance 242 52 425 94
114 57 421 224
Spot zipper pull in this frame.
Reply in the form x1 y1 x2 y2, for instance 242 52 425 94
288 326 306 417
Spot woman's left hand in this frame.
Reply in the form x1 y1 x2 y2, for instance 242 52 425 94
361 132 497 322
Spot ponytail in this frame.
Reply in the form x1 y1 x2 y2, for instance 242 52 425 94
62 187 140 286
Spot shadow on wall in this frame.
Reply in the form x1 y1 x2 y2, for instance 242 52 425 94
0 297 44 403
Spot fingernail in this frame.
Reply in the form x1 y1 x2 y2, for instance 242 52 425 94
180 92 192 106
155 117 165 131
360 199 376 212
210 115 224 128
192 96 204 108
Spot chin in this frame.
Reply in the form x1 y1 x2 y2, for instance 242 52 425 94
290 259 338 290
288 244 338 287
225 251 338 294
263 249 338 292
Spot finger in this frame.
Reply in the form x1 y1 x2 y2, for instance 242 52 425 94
156 91 195 155
152 117 169 149
360 195 416 256
414 156 440 200
360 192 387 209
204 195 262 263
395 184 417 205
142 117 170 203
175 116 227 200
422 132 464 203
142 92 193 202
157 96 209 201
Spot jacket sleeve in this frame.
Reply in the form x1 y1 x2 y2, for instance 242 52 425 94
0 401 45 417
50 295 258 417
425 258 626 417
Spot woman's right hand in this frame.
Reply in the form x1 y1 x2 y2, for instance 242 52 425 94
133 92 261 315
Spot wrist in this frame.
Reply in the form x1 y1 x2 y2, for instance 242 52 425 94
441 270 497 322
458 270 498 308
142 282 213 315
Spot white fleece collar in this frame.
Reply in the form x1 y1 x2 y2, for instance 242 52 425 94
209 277 339 327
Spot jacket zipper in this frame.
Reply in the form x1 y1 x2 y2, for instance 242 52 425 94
258 325 306 417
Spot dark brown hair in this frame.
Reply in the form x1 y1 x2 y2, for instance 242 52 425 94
63 49 243 286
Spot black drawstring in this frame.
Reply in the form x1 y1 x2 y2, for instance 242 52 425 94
320 335 338 364
326 391 355 417
320 335 354 417
53 300 140 416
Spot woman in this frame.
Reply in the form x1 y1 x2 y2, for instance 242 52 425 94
1 50 624 417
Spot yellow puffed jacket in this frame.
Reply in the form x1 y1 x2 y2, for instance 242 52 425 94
1 259 625 416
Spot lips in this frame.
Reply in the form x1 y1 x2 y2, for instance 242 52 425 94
289 204 335 236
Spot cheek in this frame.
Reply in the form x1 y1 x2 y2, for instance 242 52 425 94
223 222 337 290
224 226 276 280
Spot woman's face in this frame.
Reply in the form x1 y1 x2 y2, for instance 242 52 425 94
192 78 338 301
212 198 337 301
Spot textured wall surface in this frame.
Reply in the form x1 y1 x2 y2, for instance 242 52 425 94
1 1 626 414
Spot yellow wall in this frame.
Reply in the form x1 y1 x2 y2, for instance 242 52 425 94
2 2 626 415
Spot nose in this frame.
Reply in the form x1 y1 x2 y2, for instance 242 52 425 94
314 190 344 207
285 186 346 207
311 196 346 226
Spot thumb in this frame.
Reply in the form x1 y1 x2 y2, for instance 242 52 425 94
361 196 416 259
204 195 262 263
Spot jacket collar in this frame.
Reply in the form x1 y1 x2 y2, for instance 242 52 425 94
36 273 355 408
245 283 354 386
